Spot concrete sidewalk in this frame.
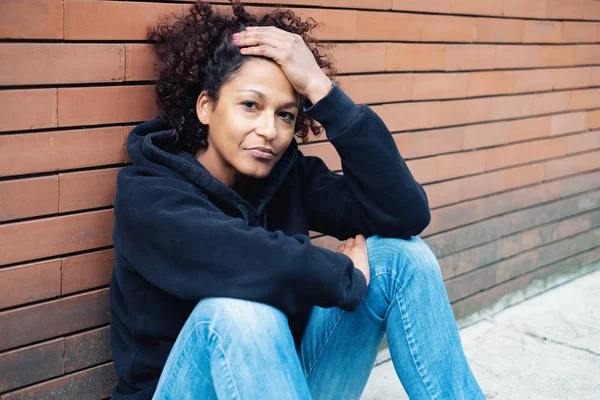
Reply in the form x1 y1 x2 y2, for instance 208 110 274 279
362 267 600 399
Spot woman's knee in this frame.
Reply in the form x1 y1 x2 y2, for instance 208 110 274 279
366 235 442 280
188 297 290 344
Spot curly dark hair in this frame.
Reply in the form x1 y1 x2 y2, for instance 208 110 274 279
148 0 336 156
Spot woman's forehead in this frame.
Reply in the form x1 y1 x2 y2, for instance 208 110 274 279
224 59 298 105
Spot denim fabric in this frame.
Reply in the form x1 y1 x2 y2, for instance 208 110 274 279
152 236 485 400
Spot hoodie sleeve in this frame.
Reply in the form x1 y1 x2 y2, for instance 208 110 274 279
113 170 367 316
299 82 431 240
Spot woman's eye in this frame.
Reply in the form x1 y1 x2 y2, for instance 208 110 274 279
241 101 257 110
280 112 295 123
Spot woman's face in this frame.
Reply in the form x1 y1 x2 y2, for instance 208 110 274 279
195 58 299 190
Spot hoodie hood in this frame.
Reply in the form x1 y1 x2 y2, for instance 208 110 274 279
126 118 299 224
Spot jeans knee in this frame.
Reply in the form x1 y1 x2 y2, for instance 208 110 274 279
366 235 442 280
189 297 290 344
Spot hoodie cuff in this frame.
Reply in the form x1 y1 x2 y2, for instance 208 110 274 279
337 267 368 311
303 81 363 141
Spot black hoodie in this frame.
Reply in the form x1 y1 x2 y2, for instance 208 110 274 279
109 83 430 399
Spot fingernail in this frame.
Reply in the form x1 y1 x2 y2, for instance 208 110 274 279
232 33 239 38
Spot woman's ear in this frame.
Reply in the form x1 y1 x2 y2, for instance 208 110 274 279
196 90 212 125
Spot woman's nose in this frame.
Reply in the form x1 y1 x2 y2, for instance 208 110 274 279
255 115 277 140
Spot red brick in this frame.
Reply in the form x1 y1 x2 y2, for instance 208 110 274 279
436 151 486 181
355 11 420 41
0 260 61 310
386 44 446 72
591 67 600 86
374 101 441 131
451 0 502 16
567 130 600 153
0 339 64 393
0 289 110 351
458 170 506 201
570 88 600 110
587 110 600 129
485 142 531 171
0 44 124 86
0 89 57 132
406 157 437 184
412 73 468 100
538 45 577 67
473 18 523 43
532 91 571 115
0 127 125 178
529 136 569 163
323 0 390 8
59 168 119 213
401 127 464 158
445 45 496 71
513 69 554 93
420 15 475 43
467 71 514 97
522 21 563 43
57 85 157 127
0 176 58 222
0 210 113 266
65 0 183 40
508 116 551 143
64 326 112 373
463 121 509 150
300 142 340 171
583 0 600 20
551 112 588 136
502 0 547 18
505 163 546 189
392 0 451 13
576 44 600 65
546 0 584 19
438 97 491 126
424 180 461 208
545 150 600 180
495 45 540 69
562 22 598 43
3 362 117 400
293 8 357 41
331 43 387 74
62 249 114 295
125 44 156 81
553 67 591 90
0 0 63 39
337 74 412 104
489 95 534 120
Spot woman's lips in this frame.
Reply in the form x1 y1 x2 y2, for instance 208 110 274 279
246 148 275 160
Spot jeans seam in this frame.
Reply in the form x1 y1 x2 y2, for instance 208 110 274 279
156 321 242 400
303 308 346 381
369 240 441 399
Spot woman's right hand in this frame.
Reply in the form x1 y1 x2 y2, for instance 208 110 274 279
337 234 370 286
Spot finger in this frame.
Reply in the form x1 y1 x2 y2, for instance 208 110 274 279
346 237 355 248
246 25 295 40
234 30 285 49
239 45 279 60
354 234 366 245
336 244 346 252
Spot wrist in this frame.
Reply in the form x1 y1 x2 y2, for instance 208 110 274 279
306 75 333 105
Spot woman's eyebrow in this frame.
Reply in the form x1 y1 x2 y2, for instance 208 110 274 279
238 89 298 109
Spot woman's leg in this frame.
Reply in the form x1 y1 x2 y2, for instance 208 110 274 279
298 235 484 400
153 297 311 400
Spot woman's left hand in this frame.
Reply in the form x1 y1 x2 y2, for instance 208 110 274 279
233 26 333 104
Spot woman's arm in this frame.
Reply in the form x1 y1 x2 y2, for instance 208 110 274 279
114 169 367 316
300 83 431 240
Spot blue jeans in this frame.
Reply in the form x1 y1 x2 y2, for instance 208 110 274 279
153 236 485 399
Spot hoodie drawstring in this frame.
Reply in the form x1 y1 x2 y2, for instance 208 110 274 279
236 204 249 225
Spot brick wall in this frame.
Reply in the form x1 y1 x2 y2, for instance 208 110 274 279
2 0 600 398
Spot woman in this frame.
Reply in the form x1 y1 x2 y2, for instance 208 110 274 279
109 1 485 399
